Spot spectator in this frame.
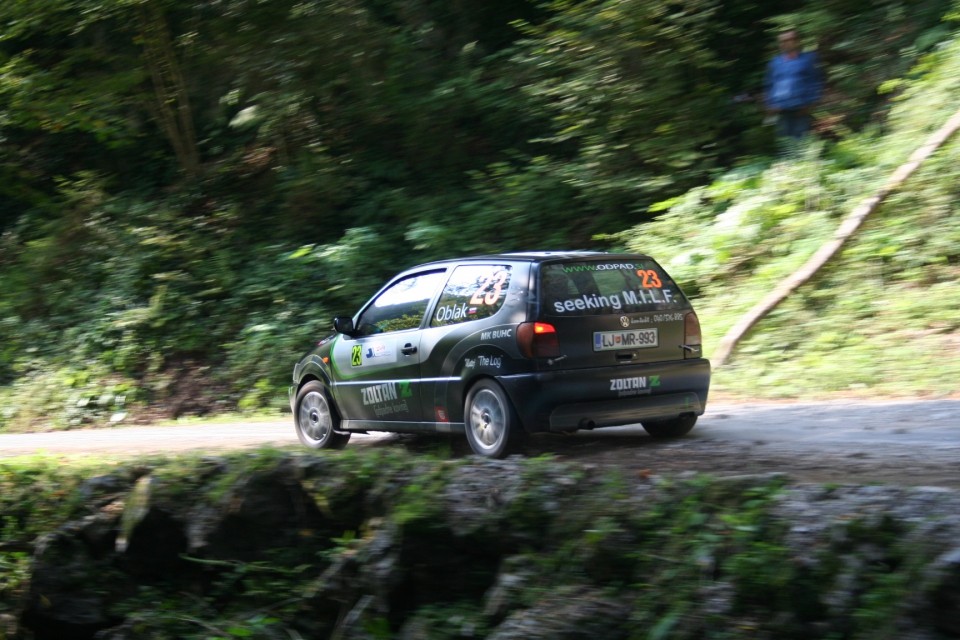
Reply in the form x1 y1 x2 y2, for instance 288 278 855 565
765 30 823 140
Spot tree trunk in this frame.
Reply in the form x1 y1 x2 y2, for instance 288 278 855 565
138 3 200 179
712 106 960 368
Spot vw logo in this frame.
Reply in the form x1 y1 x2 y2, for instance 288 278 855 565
619 316 630 328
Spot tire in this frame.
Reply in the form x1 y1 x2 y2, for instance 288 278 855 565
464 379 522 458
641 414 698 438
294 381 351 450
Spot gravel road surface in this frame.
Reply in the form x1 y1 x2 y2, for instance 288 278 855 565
2 399 957 487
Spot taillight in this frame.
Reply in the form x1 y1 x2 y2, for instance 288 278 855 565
517 322 561 358
684 311 702 357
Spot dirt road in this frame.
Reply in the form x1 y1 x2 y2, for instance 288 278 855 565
2 399 958 488
526 398 960 488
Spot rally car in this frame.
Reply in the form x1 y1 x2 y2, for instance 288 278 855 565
291 252 710 458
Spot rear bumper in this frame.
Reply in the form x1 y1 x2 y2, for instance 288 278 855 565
549 392 703 430
497 358 710 433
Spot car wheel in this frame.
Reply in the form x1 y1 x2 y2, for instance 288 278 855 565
464 379 522 458
641 414 698 438
295 381 350 450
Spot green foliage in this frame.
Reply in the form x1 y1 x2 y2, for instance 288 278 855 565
392 466 448 528
2 0 960 425
0 455 113 618
770 0 954 130
512 0 734 208
399 601 490 639
615 31 960 398
0 451 951 638
0 363 135 431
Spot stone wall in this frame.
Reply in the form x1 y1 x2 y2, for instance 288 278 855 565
9 453 960 639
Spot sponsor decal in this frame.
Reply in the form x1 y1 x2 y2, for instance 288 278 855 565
553 292 623 314
361 382 399 406
435 303 476 323
478 354 502 369
480 328 513 340
610 375 661 397
360 381 411 416
464 355 502 369
360 381 413 404
551 288 675 314
374 401 409 417
435 406 449 423
653 312 684 322
365 341 397 363
628 314 681 325
594 329 659 351
562 263 636 273
621 288 674 305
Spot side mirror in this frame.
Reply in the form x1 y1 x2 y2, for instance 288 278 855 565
333 316 355 335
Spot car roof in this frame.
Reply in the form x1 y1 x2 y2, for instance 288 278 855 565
411 251 652 270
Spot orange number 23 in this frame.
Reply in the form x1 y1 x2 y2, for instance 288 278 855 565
638 269 662 288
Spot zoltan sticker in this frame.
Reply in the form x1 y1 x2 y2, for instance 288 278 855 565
609 375 661 398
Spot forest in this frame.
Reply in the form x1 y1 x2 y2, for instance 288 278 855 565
2 0 959 430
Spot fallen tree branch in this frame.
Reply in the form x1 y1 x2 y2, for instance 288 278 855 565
712 106 960 368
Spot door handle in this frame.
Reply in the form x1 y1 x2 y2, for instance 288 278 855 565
401 344 418 355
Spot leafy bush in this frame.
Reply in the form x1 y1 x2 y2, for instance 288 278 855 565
616 32 960 398
2 1 960 427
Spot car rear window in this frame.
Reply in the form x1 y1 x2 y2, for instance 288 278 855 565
541 260 686 316
431 264 513 327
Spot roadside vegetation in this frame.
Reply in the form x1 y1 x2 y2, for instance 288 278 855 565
3 5 959 637
2 0 959 432
626 32 960 398
3 450 958 639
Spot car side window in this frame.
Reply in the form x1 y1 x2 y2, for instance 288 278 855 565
356 271 446 336
431 264 513 327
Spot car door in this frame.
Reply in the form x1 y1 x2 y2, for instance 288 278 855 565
329 270 447 425
418 262 518 424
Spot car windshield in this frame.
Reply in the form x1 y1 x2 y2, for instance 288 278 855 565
540 260 687 316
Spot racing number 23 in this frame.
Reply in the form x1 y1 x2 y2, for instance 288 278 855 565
469 271 508 306
638 269 662 289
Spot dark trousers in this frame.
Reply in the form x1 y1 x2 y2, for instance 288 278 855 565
776 109 813 139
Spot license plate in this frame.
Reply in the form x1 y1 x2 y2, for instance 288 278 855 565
593 328 658 351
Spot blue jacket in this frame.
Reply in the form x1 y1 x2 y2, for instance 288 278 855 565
765 51 822 111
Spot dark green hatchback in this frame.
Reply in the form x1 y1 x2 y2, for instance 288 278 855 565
290 252 710 458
